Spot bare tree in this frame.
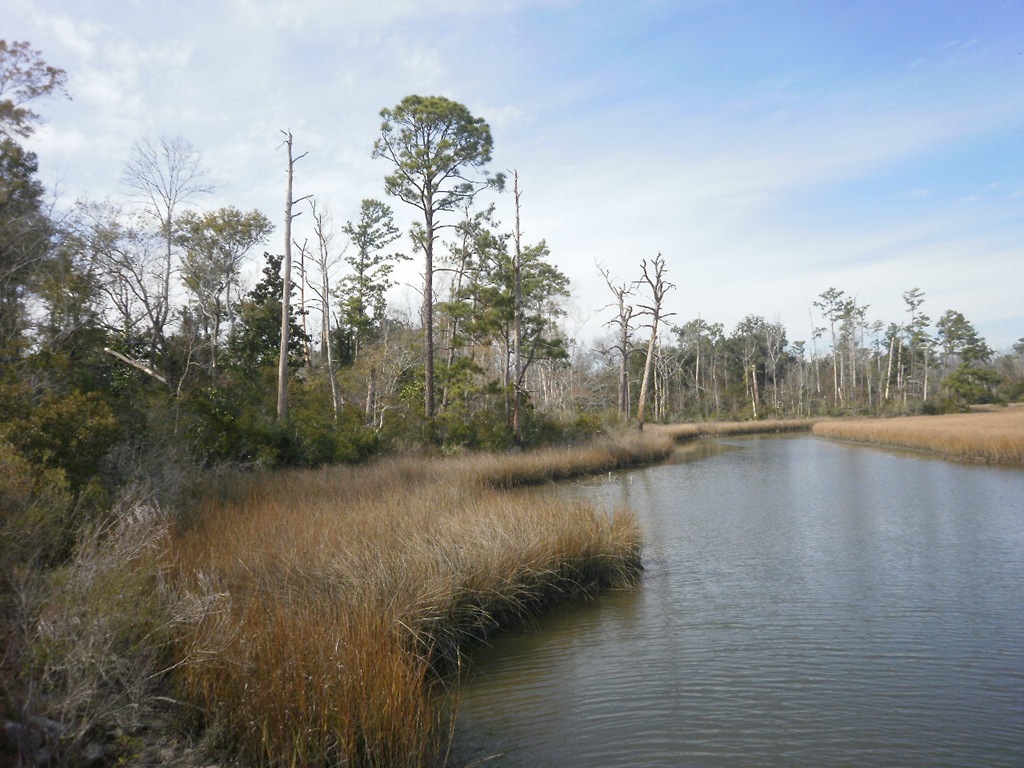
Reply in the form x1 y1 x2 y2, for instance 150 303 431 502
75 201 169 356
122 136 210 368
635 254 675 430
598 265 636 419
277 131 310 422
308 198 342 421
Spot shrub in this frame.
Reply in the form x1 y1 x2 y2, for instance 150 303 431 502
6 501 176 767
0 389 120 495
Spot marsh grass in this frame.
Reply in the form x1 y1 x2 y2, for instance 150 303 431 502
6 420 828 765
168 435 652 767
812 406 1024 465
650 418 817 442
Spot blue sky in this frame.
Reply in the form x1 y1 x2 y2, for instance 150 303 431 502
5 0 1023 350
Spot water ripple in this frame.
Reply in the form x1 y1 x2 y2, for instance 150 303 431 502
451 437 1024 768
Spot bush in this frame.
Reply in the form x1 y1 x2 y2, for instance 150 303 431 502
0 389 120 495
941 364 1003 410
288 386 379 467
5 501 176 767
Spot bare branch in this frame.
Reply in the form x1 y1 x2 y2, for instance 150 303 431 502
103 347 168 385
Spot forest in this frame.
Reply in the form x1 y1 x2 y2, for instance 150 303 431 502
2 40 1023 766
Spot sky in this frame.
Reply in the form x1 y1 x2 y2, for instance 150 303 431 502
5 0 1024 351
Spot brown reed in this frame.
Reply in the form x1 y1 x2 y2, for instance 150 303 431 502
648 418 817 442
167 436 652 767
811 406 1024 465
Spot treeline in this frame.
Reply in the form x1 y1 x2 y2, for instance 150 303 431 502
3 39 1024 542
585 284 1024 424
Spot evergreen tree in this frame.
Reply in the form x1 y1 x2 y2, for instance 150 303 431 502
227 252 309 374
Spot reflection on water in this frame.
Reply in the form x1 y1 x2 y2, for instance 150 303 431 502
450 436 1024 768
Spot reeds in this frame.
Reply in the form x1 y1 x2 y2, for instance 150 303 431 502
168 436 652 767
812 406 1024 465
649 418 817 442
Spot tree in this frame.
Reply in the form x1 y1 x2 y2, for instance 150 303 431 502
673 318 714 417
0 40 67 347
439 220 569 439
33 223 105 368
942 364 1000 408
227 252 308 374
813 287 850 406
496 241 570 424
122 136 210 369
373 95 503 425
339 198 403 361
277 131 309 422
0 137 49 347
733 315 768 418
599 265 636 419
501 173 572 442
635 254 675 430
936 309 991 373
0 40 69 139
901 287 930 404
176 207 273 378
437 202 501 406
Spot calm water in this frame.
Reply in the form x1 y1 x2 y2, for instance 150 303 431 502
449 436 1024 767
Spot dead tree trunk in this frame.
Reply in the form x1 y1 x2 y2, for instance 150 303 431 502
277 130 309 422
599 265 635 420
636 253 675 431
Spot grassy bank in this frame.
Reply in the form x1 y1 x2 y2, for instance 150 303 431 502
10 422 819 766
166 435 658 767
650 418 817 442
812 406 1024 465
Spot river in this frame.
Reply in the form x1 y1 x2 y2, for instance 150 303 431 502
449 435 1024 767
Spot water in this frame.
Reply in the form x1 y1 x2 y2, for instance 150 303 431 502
449 436 1024 767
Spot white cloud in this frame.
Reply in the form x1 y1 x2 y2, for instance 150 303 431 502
4 0 1023 350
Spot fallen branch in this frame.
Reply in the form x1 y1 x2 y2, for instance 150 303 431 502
103 348 168 385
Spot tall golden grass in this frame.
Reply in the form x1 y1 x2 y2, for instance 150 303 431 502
812 406 1024 465
9 419 831 764
649 418 817 442
168 436 654 767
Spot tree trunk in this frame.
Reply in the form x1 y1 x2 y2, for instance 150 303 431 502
636 254 673 430
366 366 377 425
512 171 524 445
423 209 435 425
278 131 308 422
637 334 657 430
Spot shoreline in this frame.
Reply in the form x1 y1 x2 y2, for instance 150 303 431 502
812 406 1024 465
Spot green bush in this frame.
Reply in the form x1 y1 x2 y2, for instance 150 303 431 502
941 364 1002 410
0 441 105 570
0 388 120 494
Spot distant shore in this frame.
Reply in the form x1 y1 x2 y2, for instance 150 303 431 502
812 405 1024 465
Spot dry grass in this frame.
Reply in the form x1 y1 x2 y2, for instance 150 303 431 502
812 405 1024 465
167 436 651 767
7 499 181 767
649 418 817 442
462 430 679 488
